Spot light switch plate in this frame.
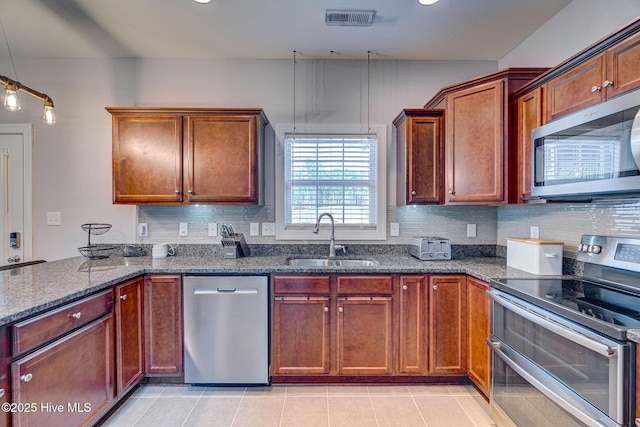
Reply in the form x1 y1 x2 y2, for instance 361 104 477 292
530 226 540 239
467 223 477 238
262 222 276 236
390 223 400 237
250 223 260 236
208 223 217 237
138 223 148 237
179 222 188 237
47 212 61 226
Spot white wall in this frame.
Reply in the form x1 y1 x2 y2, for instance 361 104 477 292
0 57 496 261
499 0 640 68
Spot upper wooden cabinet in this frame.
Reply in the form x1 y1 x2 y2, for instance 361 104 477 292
424 68 547 205
107 108 268 205
516 87 545 201
394 109 444 204
546 30 640 122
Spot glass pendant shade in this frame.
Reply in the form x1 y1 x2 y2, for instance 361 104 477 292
4 87 21 111
42 104 56 125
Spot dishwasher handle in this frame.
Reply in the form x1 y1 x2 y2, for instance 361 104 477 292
193 288 258 295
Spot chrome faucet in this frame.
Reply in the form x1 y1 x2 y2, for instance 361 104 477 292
313 213 344 259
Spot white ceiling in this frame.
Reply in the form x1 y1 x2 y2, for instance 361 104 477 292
0 0 572 61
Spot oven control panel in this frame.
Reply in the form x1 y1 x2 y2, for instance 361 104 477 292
577 234 640 272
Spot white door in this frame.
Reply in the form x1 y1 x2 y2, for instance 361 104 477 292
0 124 33 267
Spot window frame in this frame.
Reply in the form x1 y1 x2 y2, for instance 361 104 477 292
275 123 387 241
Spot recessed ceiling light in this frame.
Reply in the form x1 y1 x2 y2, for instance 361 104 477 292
418 0 440 5
194 0 211 3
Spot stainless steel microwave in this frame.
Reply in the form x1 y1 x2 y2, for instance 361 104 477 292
531 89 640 200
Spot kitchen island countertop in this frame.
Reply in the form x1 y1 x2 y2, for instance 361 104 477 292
0 253 568 328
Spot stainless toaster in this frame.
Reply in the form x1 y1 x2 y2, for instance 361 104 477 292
410 237 451 260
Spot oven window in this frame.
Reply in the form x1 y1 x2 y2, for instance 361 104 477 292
493 355 588 427
493 304 611 415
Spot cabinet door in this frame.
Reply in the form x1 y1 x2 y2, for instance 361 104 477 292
466 277 490 397
11 316 114 427
112 114 183 203
606 31 640 98
115 278 144 396
272 297 331 375
636 343 639 423
429 275 467 374
517 87 544 201
397 276 427 374
144 275 183 376
545 55 606 122
0 328 9 427
445 80 505 203
337 297 392 375
185 115 260 203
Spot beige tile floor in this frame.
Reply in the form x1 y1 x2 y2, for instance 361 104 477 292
102 383 497 427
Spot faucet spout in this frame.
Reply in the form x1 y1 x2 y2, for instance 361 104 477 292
314 213 343 258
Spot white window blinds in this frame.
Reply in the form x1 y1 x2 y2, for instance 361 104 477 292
542 139 620 183
284 134 377 226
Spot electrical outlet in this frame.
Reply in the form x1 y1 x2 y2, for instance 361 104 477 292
179 222 188 237
46 212 61 226
208 223 217 237
390 223 400 237
138 223 148 237
262 222 276 236
467 223 477 238
250 223 260 236
530 226 540 239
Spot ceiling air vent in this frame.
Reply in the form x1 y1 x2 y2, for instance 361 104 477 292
325 9 376 27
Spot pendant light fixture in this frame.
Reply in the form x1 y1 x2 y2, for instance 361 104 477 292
0 17 56 124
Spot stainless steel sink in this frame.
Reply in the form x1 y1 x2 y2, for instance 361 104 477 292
287 258 379 267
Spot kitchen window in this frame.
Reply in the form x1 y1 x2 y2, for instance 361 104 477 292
275 124 387 240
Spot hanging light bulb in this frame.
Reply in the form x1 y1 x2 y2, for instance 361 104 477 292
42 103 56 125
4 85 21 111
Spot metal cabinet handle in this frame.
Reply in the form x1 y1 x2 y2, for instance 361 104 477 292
402 285 408 291
411 191 417 196
120 294 127 301
174 190 180 194
68 312 81 320
448 190 454 195
603 80 614 88
20 373 33 383
339 307 343 313
433 285 438 290
188 190 194 194
324 306 329 312
635 417 640 426
591 85 602 93
0 388 4 398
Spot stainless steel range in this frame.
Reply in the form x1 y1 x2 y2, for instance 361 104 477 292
489 235 639 427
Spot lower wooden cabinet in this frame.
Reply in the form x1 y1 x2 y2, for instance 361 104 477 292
429 275 467 374
11 316 114 427
0 327 9 427
115 277 144 396
397 275 427 374
337 297 393 375
272 296 330 375
144 275 183 377
636 343 639 423
467 277 491 397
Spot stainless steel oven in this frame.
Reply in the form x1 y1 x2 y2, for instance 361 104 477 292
489 235 640 427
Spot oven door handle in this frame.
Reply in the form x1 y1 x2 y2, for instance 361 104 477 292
487 338 619 427
488 291 618 358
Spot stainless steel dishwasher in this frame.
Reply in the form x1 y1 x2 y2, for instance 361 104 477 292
183 275 269 385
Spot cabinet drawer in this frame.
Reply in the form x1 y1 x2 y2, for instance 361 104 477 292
337 276 393 295
274 276 330 295
13 290 114 355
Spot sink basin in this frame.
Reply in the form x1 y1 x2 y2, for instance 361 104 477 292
287 258 379 267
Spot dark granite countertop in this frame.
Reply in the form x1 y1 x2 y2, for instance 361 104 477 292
0 252 566 328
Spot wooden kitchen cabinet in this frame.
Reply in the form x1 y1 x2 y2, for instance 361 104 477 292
396 275 427 374
11 315 114 427
545 30 640 122
114 277 144 396
466 277 491 397
0 327 9 427
108 108 268 205
144 275 183 377
516 87 545 202
394 109 444 204
636 343 640 424
428 275 467 374
424 68 547 205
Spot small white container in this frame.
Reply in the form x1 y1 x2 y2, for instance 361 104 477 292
507 238 563 275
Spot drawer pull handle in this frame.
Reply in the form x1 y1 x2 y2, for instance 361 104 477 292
20 373 33 383
591 85 602 93
603 80 614 88
0 388 4 398
120 294 128 301
68 312 82 320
